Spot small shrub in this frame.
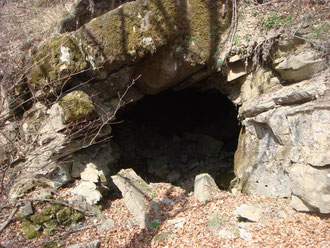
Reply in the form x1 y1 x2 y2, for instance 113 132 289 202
149 220 160 231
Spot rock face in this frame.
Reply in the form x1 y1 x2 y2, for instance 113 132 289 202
6 0 329 215
233 44 330 213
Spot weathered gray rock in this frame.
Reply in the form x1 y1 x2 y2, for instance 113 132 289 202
111 168 154 228
20 202 34 218
21 102 47 142
152 230 175 245
226 61 251 82
59 0 133 33
135 47 203 94
97 218 114 233
273 51 324 82
234 204 262 222
290 195 313 212
234 68 330 213
194 173 220 203
289 164 330 214
0 121 18 164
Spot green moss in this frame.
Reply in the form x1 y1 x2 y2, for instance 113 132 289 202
59 90 97 124
29 36 88 98
56 207 72 225
72 211 85 223
21 219 42 239
17 182 35 197
44 219 58 229
30 208 55 224
94 204 103 211
75 0 232 72
43 228 54 236
42 241 61 248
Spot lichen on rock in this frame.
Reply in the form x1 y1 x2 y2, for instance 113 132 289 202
28 36 88 98
59 90 98 124
21 219 42 239
56 207 72 225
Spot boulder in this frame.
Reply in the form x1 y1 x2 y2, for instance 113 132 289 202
97 218 114 234
19 202 34 218
58 0 134 33
59 90 98 124
234 204 262 222
20 219 42 239
273 51 324 82
289 163 330 214
111 168 155 228
21 102 47 142
194 173 220 203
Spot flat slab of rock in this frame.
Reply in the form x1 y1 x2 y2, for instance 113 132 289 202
97 218 114 234
234 204 262 222
194 173 220 203
111 168 154 228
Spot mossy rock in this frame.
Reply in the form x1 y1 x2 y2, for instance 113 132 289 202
44 219 58 229
42 240 63 248
43 228 55 236
28 36 88 98
21 219 42 239
74 0 232 74
152 230 174 244
72 211 85 223
30 208 55 225
56 207 72 225
59 90 98 124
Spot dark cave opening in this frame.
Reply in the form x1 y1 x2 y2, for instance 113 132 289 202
112 88 240 192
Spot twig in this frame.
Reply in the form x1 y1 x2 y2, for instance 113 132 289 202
0 203 13 211
87 75 140 147
16 198 96 217
293 35 330 52
0 206 18 233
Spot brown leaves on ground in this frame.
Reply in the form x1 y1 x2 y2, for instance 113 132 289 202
0 183 329 248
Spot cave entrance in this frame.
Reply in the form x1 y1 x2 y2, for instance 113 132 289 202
112 88 240 192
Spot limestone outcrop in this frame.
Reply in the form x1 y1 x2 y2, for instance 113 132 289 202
3 0 329 216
